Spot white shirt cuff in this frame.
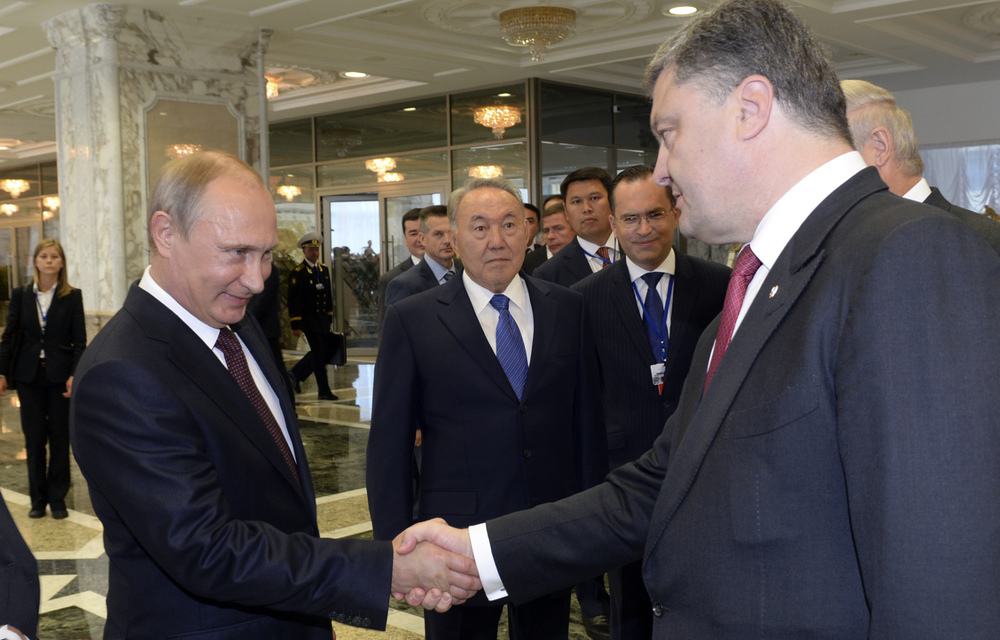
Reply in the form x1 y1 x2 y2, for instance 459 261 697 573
469 523 508 601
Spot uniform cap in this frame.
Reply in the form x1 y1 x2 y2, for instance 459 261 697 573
298 232 322 248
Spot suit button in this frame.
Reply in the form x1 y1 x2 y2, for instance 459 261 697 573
351 616 362 626
362 618 371 627
335 613 345 622
652 601 664 617
522 449 531 458
519 404 527 413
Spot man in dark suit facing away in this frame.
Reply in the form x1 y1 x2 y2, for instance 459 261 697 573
397 1 1000 637
572 164 729 639
376 207 425 339
841 78 1000 253
384 205 459 308
70 152 480 639
370 177 607 640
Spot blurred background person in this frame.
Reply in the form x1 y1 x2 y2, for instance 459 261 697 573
0 239 87 519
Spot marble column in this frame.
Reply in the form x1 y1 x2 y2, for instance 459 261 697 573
43 4 269 321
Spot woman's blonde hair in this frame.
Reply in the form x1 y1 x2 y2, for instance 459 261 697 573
33 238 73 298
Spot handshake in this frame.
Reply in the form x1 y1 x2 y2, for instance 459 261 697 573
389 518 481 612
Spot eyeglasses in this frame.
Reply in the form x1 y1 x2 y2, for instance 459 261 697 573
615 209 674 230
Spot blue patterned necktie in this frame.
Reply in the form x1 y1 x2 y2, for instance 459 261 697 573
641 272 666 361
489 294 528 400
443 270 455 282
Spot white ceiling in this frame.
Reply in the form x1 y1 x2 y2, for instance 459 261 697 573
2 0 1000 166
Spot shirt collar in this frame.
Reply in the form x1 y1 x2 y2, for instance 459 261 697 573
410 254 421 266
424 256 452 281
304 259 317 269
139 265 222 351
625 250 675 283
463 271 527 317
902 177 931 203
748 151 867 272
577 234 615 256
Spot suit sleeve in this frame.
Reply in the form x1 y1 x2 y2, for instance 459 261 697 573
383 275 410 310
834 216 1000 636
366 303 420 539
287 267 304 331
571 293 608 490
71 356 394 628
68 289 87 376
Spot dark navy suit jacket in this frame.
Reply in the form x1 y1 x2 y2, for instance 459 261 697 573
924 186 1000 254
531 237 593 287
0 494 38 637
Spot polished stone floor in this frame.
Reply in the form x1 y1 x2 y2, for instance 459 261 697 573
0 355 593 640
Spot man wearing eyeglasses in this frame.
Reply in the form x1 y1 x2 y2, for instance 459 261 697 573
571 165 729 640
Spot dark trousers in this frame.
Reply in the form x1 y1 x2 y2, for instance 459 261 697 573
424 589 571 640
291 316 333 393
608 560 653 640
18 364 71 511
574 575 610 618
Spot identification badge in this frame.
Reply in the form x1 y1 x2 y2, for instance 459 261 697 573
650 362 666 396
315 283 324 290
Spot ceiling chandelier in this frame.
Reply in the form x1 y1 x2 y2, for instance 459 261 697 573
43 196 60 211
166 144 202 159
0 204 18 216
42 210 54 221
276 185 301 201
499 6 576 61
320 128 363 158
265 75 279 99
378 172 404 183
0 178 30 198
365 157 397 175
474 105 521 139
469 165 504 179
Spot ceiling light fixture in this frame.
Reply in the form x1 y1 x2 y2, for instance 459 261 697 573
499 6 576 61
0 203 18 215
469 165 504 179
667 5 698 15
342 71 368 78
378 172 404 183
0 179 29 198
276 185 301 201
474 105 522 139
320 128 363 158
265 75 279 99
166 144 202 159
43 196 60 211
365 157 397 175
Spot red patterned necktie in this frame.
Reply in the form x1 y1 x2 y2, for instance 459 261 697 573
216 328 301 487
704 246 762 391
596 246 613 268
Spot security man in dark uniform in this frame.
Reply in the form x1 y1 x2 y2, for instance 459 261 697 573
287 232 337 400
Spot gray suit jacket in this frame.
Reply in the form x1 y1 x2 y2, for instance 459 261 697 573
486 168 1000 638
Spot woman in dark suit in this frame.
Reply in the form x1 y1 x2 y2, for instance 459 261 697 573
0 239 86 519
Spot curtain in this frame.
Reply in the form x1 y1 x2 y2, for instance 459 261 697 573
922 144 1000 213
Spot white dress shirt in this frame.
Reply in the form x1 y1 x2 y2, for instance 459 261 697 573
902 177 932 203
462 272 533 365
626 251 676 334
33 281 55 359
577 235 619 273
139 266 295 459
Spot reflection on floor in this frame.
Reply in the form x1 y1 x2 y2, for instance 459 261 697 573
0 358 592 639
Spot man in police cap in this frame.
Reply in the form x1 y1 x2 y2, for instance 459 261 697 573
287 232 337 400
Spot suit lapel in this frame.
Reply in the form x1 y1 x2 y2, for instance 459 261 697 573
420 260 439 289
567 239 594 282
436 277 522 402
523 276 556 395
662 253 697 375
644 169 886 559
608 262 654 364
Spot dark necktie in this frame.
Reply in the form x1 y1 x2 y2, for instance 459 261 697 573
215 328 301 486
489 294 528 400
443 270 455 282
704 246 762 391
641 272 666 362
596 246 613 269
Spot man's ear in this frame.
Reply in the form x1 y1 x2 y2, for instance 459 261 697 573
149 210 174 257
736 75 773 141
867 127 893 168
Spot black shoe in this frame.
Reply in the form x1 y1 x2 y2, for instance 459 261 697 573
51 508 69 519
582 615 610 640
318 391 339 401
28 508 45 518
289 373 302 394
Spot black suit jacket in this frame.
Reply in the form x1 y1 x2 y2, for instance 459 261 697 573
383 258 457 309
368 274 608 541
0 494 38 637
0 284 86 385
71 284 392 639
376 258 415 339
531 238 593 287
924 186 1000 254
572 254 729 469
522 246 548 275
486 168 1000 637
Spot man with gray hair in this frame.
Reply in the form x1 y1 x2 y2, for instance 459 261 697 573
842 78 1000 252
369 177 607 639
397 0 1000 637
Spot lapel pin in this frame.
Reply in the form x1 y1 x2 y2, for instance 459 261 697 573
769 285 779 298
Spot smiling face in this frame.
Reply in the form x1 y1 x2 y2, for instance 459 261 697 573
564 179 613 245
152 176 277 328
403 219 425 257
649 69 753 245
610 176 679 271
454 187 526 294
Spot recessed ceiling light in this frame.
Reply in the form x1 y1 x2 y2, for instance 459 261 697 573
497 93 512 97
667 5 698 16
342 71 368 78
0 146 8 151
403 107 416 111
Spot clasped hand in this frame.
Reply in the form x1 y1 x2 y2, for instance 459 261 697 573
390 518 478 612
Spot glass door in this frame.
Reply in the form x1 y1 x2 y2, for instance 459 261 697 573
318 180 447 356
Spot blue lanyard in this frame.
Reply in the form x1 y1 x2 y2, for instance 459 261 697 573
581 246 615 267
35 291 50 333
631 274 674 362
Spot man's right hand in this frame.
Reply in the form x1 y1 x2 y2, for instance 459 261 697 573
390 518 479 612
